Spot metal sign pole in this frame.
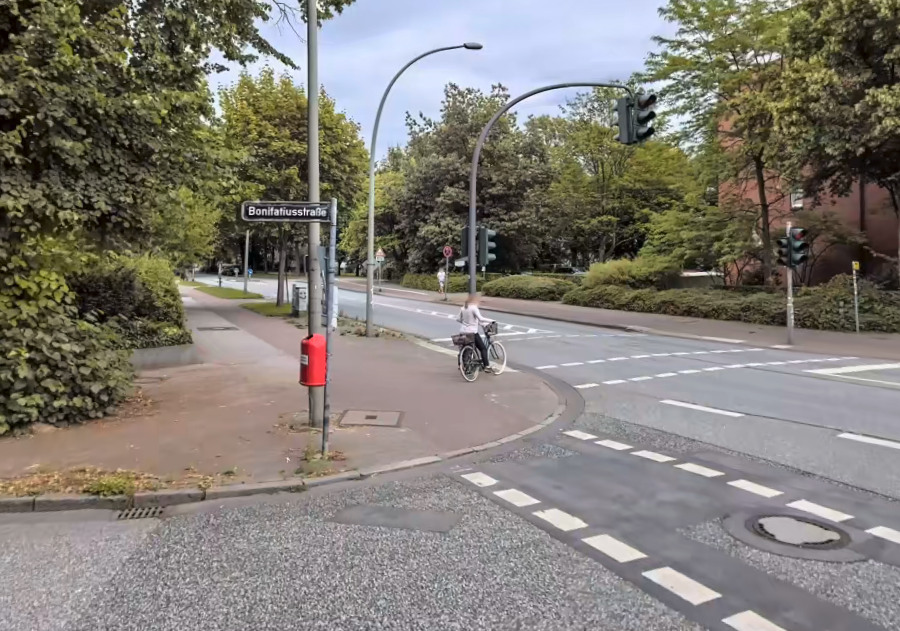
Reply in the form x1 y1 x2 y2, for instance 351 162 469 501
444 256 450 301
243 230 250 296
786 222 794 345
852 261 860 334
322 199 337 456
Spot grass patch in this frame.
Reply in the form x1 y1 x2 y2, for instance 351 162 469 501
241 302 293 317
294 444 347 478
196 286 263 299
179 280 204 287
0 467 162 497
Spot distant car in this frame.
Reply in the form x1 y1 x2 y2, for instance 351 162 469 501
221 265 241 276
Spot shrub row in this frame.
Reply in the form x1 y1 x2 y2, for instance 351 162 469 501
401 273 487 293
483 275 576 301
529 272 584 285
583 257 680 290
563 275 900 333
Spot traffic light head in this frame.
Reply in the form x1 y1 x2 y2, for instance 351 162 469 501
634 93 657 142
776 237 790 267
461 225 469 258
478 226 497 267
614 97 634 145
789 227 809 267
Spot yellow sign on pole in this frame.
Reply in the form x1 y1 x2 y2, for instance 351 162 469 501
852 261 860 271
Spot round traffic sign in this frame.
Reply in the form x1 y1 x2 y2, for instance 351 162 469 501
443 246 453 258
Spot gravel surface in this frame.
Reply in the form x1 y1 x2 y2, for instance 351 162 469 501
487 441 577 463
69 475 701 631
682 520 900 631
0 519 156 631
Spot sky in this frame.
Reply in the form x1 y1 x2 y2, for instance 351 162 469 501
208 0 676 160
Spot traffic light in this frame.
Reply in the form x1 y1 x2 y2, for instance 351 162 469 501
634 93 657 143
461 225 469 258
790 227 809 268
614 97 634 145
777 236 791 267
478 226 497 267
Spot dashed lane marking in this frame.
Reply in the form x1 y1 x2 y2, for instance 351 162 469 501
595 439 633 451
629 376 653 382
675 463 726 478
866 526 900 545
660 400 744 417
728 480 783 498
837 433 900 451
587 359 606 364
582 534 647 563
494 489 540 507
808 362 900 376
700 336 745 344
575 383 599 389
703 366 725 372
786 500 854 523
460 472 497 487
679 369 702 374
632 450 677 463
723 610 788 631
609 357 627 361
533 508 588 532
561 362 584 367
642 567 722 605
603 379 627 385
536 365 557 370
563 430 597 441
655 372 678 378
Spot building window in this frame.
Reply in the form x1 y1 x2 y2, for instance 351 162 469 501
790 187 804 210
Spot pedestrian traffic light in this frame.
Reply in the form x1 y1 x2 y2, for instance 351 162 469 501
478 226 497 267
634 93 657 143
790 227 809 267
461 225 469 258
614 97 634 145
777 236 791 267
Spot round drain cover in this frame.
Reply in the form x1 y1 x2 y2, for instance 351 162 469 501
750 515 847 549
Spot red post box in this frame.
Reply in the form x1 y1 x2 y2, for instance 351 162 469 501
300 334 327 386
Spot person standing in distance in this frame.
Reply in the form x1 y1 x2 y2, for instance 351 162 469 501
437 267 446 295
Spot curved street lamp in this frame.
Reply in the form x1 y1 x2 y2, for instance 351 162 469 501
365 42 484 337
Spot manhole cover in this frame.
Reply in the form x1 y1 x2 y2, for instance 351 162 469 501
749 515 847 549
340 410 402 427
197 326 239 331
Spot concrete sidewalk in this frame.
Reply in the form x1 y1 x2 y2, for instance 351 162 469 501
337 276 900 360
0 288 561 488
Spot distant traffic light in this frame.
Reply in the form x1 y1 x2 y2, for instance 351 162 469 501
478 226 497 267
634 93 657 143
614 97 634 145
777 236 791 267
790 227 809 267
461 225 469 258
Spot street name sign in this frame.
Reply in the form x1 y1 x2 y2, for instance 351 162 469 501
241 201 331 223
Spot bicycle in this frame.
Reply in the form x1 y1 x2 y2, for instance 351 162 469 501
452 321 507 382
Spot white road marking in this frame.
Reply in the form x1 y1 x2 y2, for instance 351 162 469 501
675 463 725 478
533 508 588 531
807 362 900 376
461 472 497 487
609 357 627 361
745 363 766 367
582 534 647 563
723 610 787 631
431 337 453 342
787 500 853 523
603 380 627 385
575 383 599 389
728 480 783 498
660 400 744 417
587 359 606 364
710 350 730 354
596 439 633 451
671 352 690 356
866 526 900 545
725 364 746 369
837 433 900 451
583 334 597 338
642 567 721 605
747 348 765 351
414 340 461 358
651 353 671 357
629 376 653 382
679 369 702 374
787 359 807 364
632 450 676 463
631 355 651 359
655 373 678 378
563 430 597 440
766 361 787 366
771 344 792 349
703 367 724 372
692 351 709 355
700 336 744 343
494 489 540 507
565 334 580 338
536 365 558 370
561 362 584 367
545 335 562 339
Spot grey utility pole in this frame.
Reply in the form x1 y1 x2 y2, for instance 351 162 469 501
307 0 324 427
467 82 633 295
365 42 483 337
243 229 250 295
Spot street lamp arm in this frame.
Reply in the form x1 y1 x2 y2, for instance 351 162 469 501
467 82 633 294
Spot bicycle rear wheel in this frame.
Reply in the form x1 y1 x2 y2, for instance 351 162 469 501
458 345 480 382
488 341 507 374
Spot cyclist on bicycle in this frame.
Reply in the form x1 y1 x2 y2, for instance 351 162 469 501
456 294 494 373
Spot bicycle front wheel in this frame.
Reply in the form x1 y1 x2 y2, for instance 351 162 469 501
488 341 507 375
459 346 480 382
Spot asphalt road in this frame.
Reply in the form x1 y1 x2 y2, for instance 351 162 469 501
3 275 897 630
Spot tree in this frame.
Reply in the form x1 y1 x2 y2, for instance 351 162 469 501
219 68 367 304
774 0 900 283
643 0 791 284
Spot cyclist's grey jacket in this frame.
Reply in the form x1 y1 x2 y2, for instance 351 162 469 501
457 305 491 334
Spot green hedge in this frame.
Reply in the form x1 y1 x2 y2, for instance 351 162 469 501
530 272 584 286
562 275 900 332
401 273 488 292
484 275 576 301
583 257 680 290
68 255 191 349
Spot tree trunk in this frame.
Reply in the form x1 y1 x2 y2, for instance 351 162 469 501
276 226 286 306
753 157 773 285
889 184 900 288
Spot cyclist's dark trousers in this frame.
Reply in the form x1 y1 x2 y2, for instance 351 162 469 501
474 333 490 367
